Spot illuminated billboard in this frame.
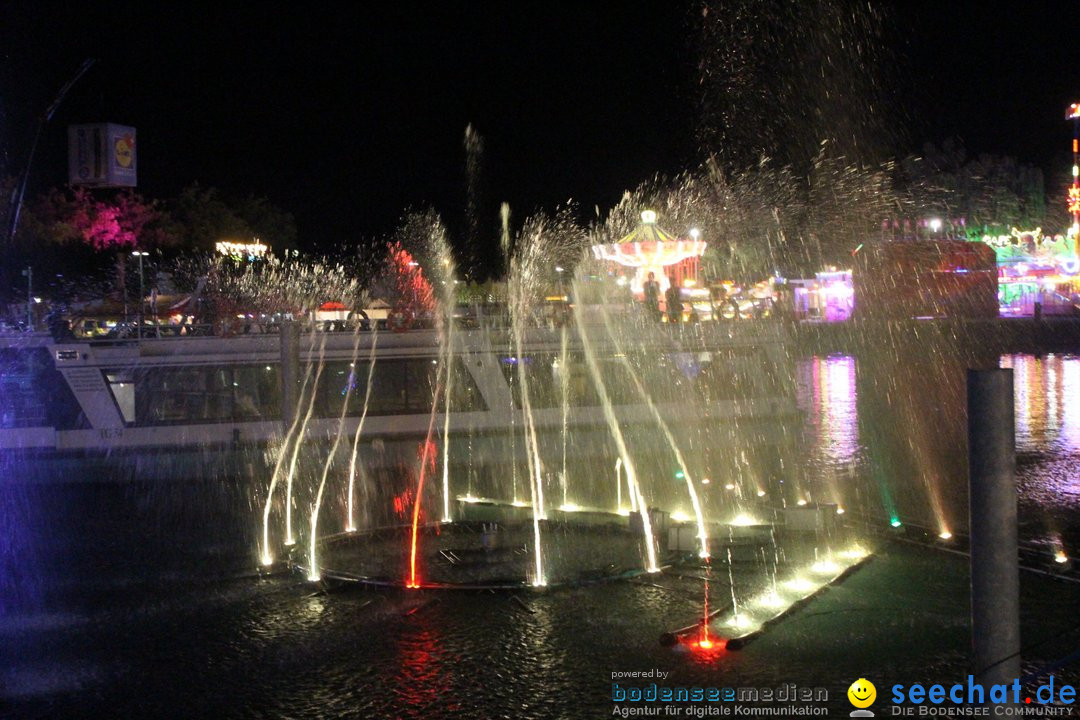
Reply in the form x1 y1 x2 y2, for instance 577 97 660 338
68 123 137 187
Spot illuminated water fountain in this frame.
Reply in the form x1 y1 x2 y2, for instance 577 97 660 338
255 207 877 618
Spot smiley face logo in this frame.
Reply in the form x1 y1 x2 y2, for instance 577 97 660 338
848 678 876 708
114 135 134 169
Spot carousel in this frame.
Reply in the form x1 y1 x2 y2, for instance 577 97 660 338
591 210 707 296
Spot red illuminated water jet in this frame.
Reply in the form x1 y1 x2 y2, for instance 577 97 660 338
407 440 438 589
700 557 712 648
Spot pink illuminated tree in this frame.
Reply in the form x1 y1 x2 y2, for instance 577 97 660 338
384 241 434 316
26 187 171 251
68 188 168 250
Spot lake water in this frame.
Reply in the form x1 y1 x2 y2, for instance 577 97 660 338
2 353 1078 718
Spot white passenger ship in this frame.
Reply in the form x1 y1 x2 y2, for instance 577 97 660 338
0 321 797 482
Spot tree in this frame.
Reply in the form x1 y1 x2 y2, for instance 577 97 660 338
233 194 298 252
900 140 1050 233
378 241 434 317
166 184 250 251
167 184 298 253
14 187 173 304
21 187 170 251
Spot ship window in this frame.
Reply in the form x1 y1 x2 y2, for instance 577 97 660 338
500 353 613 408
0 349 49 427
403 358 485 413
232 365 281 420
654 348 781 401
105 371 136 424
499 348 782 409
316 358 485 417
134 367 234 424
361 360 408 415
123 365 279 425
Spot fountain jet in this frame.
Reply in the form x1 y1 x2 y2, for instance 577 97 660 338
571 277 658 573
259 333 317 566
599 307 709 558
285 332 327 547
307 326 365 581
345 329 379 532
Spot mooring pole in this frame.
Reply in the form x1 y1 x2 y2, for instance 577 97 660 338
280 319 300 428
968 368 1019 689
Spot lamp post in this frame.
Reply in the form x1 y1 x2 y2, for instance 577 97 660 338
1067 102 1080 228
21 266 32 331
132 251 148 340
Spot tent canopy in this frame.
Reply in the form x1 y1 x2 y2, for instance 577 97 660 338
592 210 706 269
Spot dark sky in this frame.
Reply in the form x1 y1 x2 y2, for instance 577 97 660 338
1 1 1076 252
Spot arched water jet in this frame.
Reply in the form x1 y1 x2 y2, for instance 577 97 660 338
345 328 379 532
615 457 623 512
439 271 457 523
259 333 318 566
506 210 578 586
284 332 328 547
558 323 570 507
407 351 448 589
509 294 547 584
307 326 365 581
596 305 709 558
571 277 659 573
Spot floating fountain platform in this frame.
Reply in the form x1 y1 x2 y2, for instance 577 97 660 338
298 511 664 590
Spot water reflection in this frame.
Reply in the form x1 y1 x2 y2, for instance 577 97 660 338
998 354 1080 553
395 626 448 711
1000 354 1080 456
797 353 1080 549
796 355 860 470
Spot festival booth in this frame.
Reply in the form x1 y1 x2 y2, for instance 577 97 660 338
977 227 1080 316
787 269 854 322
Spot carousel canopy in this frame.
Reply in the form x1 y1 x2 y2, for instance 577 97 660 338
591 210 706 267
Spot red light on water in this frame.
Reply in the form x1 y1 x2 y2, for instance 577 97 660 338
691 634 724 654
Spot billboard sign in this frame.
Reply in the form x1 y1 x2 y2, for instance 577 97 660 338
68 123 137 187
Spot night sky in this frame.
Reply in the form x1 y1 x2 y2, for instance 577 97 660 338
1 1 1076 252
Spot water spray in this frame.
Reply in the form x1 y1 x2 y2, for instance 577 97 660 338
408 353 448 589
259 334 317 566
307 327 364 581
571 279 658 573
440 307 455 523
345 329 379 532
559 324 570 507
285 333 328 547
600 312 709 558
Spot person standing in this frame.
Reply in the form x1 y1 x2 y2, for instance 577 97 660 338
643 271 661 321
665 275 682 324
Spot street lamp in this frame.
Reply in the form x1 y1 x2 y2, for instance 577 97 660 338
20 266 32 331
132 251 149 339
929 218 943 233
689 227 701 240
